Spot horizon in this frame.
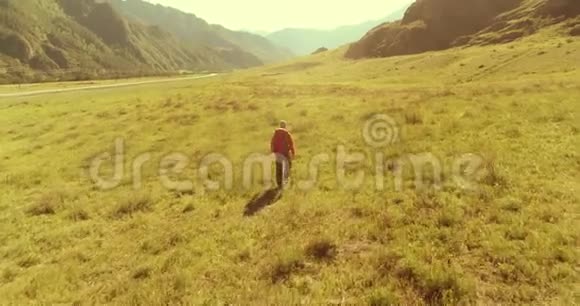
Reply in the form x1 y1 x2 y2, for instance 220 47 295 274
146 0 413 32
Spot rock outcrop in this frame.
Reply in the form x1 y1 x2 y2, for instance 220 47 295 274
312 47 329 54
346 0 579 59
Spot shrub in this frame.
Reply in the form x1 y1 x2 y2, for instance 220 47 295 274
17 254 40 268
405 110 423 125
1 268 16 283
182 204 194 214
416 191 441 209
552 247 573 263
26 192 65 216
132 266 152 280
140 231 187 255
68 207 90 221
26 200 56 216
481 157 507 188
387 257 474 305
394 259 422 283
112 193 152 218
437 210 460 227
506 227 528 241
268 251 305 283
305 238 337 261
537 207 559 223
376 251 403 276
247 103 259 111
420 269 473 305
368 289 400 306
236 249 251 262
499 196 522 212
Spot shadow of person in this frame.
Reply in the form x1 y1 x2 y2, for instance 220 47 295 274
244 188 283 217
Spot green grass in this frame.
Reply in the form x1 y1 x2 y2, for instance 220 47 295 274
0 28 578 304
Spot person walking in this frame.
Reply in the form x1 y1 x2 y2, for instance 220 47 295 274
271 121 296 189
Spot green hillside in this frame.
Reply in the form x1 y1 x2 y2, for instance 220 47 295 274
110 0 294 65
211 25 294 64
0 0 290 84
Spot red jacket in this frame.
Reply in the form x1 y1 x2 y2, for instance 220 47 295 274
271 128 295 157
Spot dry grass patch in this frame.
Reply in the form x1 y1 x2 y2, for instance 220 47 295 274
368 289 400 306
1 268 17 284
26 192 66 216
480 156 508 188
305 238 337 261
132 266 152 280
17 254 40 268
404 110 424 125
111 193 153 218
268 251 306 283
182 203 195 214
67 207 90 221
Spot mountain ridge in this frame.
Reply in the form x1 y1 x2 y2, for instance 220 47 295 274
266 4 412 55
109 0 294 64
0 0 292 83
345 0 580 59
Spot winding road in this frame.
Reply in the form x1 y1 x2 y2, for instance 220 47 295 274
0 74 218 98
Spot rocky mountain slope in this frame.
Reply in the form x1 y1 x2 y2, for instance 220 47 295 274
345 0 580 59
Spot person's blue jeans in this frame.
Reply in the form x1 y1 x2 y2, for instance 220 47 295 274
275 154 292 188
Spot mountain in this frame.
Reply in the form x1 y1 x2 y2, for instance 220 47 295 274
242 29 271 37
266 4 412 55
109 0 294 64
0 0 257 83
210 25 294 64
346 0 580 59
0 0 292 84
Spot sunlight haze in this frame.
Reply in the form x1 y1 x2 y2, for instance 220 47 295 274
1 0 579 304
146 0 412 31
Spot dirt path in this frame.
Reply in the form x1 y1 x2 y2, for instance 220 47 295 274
0 74 218 98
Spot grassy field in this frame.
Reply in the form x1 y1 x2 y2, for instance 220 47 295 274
0 27 578 304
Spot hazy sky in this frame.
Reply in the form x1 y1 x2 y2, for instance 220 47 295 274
147 0 412 32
